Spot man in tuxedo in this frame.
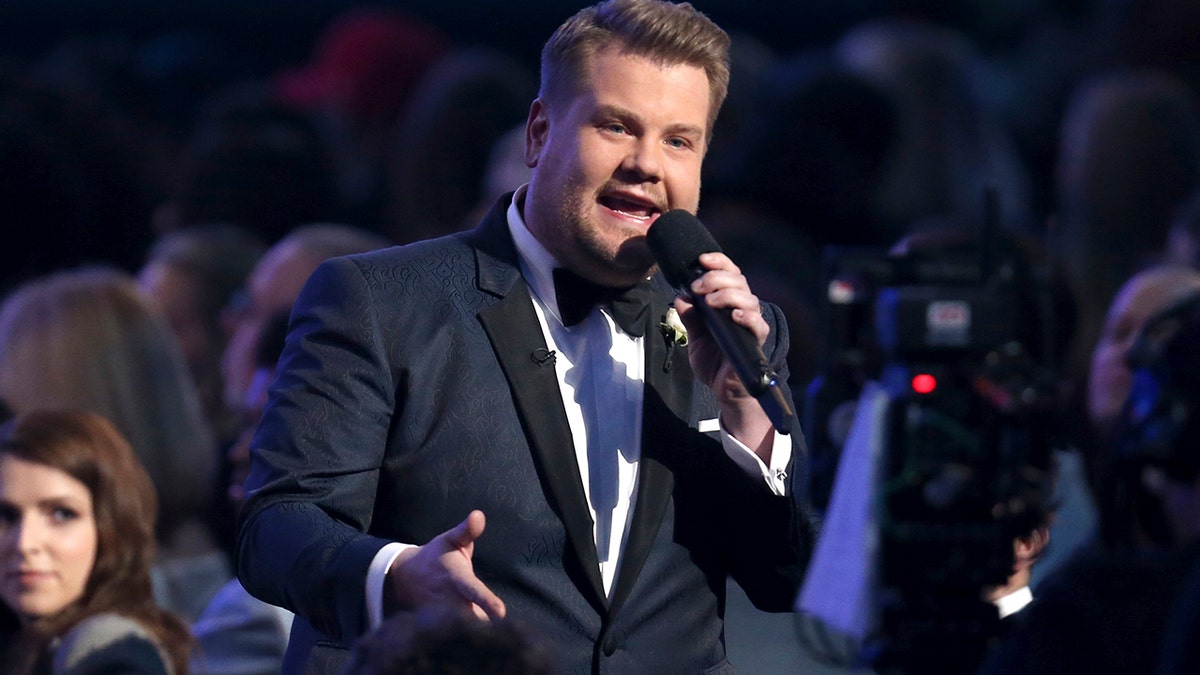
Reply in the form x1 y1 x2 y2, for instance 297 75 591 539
236 1 814 672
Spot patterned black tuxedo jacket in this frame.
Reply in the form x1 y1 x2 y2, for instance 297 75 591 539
236 194 813 674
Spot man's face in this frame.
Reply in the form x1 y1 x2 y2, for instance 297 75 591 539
1088 268 1200 427
138 260 209 378
220 241 320 408
523 46 711 287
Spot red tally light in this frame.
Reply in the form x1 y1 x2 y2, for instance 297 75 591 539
912 373 937 395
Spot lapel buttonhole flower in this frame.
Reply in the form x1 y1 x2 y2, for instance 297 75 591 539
660 307 688 347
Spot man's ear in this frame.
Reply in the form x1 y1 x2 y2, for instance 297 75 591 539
525 98 549 168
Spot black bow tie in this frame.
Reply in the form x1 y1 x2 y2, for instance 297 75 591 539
552 268 654 337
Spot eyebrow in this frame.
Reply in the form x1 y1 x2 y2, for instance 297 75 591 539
39 496 87 508
0 496 89 510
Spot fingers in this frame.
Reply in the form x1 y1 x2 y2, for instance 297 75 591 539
387 509 505 619
461 579 508 620
687 252 768 341
688 253 754 306
448 509 487 549
447 510 506 619
697 251 741 276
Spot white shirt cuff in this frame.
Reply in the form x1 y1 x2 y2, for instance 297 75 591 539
712 418 792 496
365 542 416 631
994 585 1033 619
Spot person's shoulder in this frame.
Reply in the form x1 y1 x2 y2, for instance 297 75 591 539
194 576 294 639
59 613 152 649
53 613 172 675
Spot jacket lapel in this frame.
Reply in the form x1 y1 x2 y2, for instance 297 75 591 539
471 199 607 608
609 283 693 617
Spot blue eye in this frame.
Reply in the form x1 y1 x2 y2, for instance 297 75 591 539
50 507 79 523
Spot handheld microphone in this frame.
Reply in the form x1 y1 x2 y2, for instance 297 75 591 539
646 209 796 433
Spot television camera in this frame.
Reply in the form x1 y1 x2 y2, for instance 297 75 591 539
801 211 1069 673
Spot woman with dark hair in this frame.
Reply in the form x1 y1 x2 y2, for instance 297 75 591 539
0 409 192 674
0 267 225 623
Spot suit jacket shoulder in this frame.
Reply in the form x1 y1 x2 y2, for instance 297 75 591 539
52 613 172 675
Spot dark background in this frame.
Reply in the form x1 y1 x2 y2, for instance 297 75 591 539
0 1 1102 77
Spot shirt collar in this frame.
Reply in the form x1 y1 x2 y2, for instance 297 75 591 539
507 183 563 323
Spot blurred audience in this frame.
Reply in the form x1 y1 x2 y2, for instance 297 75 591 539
980 289 1200 674
986 526 1050 626
382 45 536 243
1116 0 1200 100
474 123 533 224
213 222 389 561
833 17 1036 238
273 6 452 225
0 409 192 674
1165 186 1200 270
191 308 292 675
1050 69 1200 386
978 0 1127 219
220 222 392 414
28 29 257 209
702 29 778 179
1085 265 1200 486
0 266 225 623
339 608 555 675
705 49 898 249
1030 265 1200 588
139 223 269 445
156 81 348 243
222 309 291 537
139 223 269 561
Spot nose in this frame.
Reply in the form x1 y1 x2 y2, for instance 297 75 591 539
621 137 664 183
0 514 38 558
16 517 42 555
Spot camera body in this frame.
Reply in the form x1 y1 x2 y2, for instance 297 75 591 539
804 239 1063 672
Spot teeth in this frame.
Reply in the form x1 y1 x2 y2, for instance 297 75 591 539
613 208 652 220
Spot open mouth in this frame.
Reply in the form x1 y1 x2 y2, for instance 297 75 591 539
598 193 662 222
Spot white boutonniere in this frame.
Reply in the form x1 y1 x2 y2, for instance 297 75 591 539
660 307 688 347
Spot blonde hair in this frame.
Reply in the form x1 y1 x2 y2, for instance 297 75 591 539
540 0 731 135
0 266 215 541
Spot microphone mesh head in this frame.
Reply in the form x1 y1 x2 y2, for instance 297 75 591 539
647 209 723 288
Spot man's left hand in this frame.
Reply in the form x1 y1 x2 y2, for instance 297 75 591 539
673 252 775 459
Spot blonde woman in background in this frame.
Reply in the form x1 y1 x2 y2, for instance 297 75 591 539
0 266 225 623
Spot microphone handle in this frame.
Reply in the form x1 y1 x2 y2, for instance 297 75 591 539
682 267 797 434
693 294 774 396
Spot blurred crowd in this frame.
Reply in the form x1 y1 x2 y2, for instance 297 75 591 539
3 0 1200 672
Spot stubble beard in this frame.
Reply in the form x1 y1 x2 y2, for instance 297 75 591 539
552 181 659 287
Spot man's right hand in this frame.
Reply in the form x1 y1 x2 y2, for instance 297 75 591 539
384 510 507 621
